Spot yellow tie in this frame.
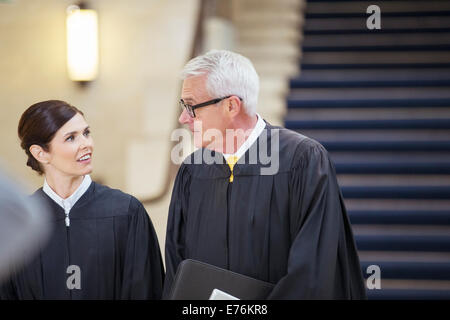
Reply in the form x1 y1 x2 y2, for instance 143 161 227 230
227 155 239 182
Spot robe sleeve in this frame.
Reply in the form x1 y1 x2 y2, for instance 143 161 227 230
267 141 366 299
120 197 164 299
162 164 190 299
0 277 18 300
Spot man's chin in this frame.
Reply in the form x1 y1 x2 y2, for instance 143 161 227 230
194 140 212 150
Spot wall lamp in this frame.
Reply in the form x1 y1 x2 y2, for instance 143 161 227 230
66 2 98 83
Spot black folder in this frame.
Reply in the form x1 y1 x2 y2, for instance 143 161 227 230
168 259 274 300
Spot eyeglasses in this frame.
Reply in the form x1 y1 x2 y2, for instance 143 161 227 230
180 95 238 118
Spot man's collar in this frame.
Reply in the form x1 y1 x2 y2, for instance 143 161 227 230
223 113 266 161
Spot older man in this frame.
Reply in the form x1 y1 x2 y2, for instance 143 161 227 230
164 49 366 299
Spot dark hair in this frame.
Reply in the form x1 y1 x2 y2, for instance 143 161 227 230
18 100 84 175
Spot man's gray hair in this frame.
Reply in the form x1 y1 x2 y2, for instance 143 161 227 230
181 49 259 116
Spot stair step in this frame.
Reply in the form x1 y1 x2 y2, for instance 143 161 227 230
297 68 450 82
234 11 300 27
237 0 301 11
306 1 450 14
290 79 450 88
352 225 450 236
338 175 450 187
358 251 450 263
304 16 450 31
300 63 450 70
301 51 450 64
287 108 450 121
285 119 450 129
354 234 450 251
335 162 450 174
289 87 450 100
300 130 450 143
367 279 450 290
329 151 450 162
367 288 450 300
305 11 450 19
287 98 450 108
321 140 450 151
342 186 450 199
304 27 450 35
349 210 450 225
303 44 450 52
302 32 450 47
239 27 300 42
359 261 450 280
345 199 450 211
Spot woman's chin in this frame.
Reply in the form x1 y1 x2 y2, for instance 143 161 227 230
80 166 93 175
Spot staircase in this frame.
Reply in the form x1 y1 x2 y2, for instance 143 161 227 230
286 0 450 299
232 0 303 126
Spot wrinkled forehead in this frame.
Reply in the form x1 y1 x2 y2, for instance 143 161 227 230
181 74 211 102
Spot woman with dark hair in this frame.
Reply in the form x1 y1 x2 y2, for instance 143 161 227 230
0 100 164 299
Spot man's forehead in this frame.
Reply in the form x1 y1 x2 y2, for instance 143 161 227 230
182 74 210 100
183 74 207 87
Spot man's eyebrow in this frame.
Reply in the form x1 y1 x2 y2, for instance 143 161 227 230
182 96 195 103
63 126 90 137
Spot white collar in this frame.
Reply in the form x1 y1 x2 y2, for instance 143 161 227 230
43 175 92 213
223 113 266 161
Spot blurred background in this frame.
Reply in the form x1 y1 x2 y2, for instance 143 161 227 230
0 0 449 299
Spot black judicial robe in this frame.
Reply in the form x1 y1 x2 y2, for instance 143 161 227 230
164 123 366 299
0 182 164 299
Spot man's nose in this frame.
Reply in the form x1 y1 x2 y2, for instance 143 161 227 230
179 109 192 125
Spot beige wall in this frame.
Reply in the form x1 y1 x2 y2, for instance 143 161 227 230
0 0 301 253
0 0 199 250
0 0 198 193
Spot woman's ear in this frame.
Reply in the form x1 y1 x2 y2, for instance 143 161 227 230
29 145 50 165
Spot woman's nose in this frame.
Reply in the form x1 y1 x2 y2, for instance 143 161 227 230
80 135 93 149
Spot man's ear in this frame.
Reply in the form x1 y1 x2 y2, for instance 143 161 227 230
29 145 50 165
227 96 242 118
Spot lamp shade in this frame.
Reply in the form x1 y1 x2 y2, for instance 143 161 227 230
66 6 98 81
